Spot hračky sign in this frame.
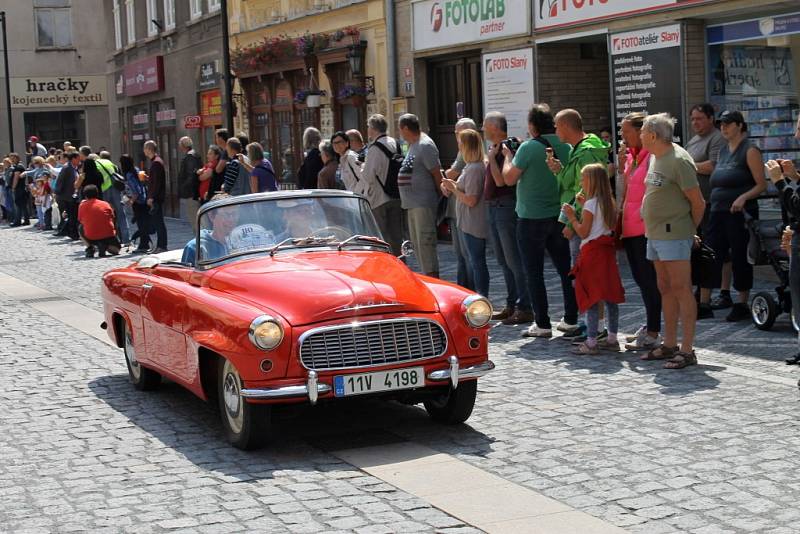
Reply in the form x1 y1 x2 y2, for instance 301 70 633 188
413 0 529 51
10 76 107 108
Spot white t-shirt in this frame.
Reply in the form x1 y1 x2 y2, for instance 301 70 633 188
581 197 612 248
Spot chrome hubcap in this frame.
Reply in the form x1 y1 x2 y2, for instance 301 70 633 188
222 361 244 434
752 297 768 325
124 331 141 380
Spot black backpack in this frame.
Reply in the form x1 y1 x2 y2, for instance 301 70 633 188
372 138 403 199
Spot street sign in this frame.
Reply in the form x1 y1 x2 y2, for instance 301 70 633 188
184 115 202 129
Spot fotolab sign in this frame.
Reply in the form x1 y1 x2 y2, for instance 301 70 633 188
10 76 107 108
413 0 529 51
535 0 679 31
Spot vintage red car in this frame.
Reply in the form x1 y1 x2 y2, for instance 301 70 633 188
101 191 494 449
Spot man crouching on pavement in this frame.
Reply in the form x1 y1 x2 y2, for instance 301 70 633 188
78 185 121 258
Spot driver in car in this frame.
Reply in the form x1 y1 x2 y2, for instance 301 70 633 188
278 198 324 239
181 208 238 265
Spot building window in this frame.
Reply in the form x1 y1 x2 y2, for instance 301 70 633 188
126 0 135 44
208 0 220 13
113 1 122 50
33 4 73 49
190 0 202 19
147 0 158 37
163 0 175 30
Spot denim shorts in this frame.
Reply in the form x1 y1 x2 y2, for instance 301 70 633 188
646 238 693 261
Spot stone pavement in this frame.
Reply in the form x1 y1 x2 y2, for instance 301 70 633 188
1 217 800 533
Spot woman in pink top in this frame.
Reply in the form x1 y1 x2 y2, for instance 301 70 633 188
619 112 662 352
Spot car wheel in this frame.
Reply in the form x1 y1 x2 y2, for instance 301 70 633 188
423 380 477 424
751 292 777 331
217 358 270 450
123 320 161 391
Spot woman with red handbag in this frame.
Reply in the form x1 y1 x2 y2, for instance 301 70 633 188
618 112 662 352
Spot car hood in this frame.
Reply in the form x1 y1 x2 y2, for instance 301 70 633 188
207 251 439 326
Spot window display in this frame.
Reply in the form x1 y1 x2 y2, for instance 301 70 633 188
708 14 800 164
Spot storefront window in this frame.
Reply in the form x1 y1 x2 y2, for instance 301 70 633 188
708 14 800 163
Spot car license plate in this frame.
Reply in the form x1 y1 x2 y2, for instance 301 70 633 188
333 367 424 397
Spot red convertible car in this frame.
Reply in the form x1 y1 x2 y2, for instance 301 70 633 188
101 191 494 449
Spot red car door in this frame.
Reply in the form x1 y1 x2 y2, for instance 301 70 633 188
141 266 192 383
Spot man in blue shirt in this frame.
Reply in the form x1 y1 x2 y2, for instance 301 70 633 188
181 208 238 265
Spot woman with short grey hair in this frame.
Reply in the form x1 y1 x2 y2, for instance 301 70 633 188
316 140 340 189
298 128 324 189
639 112 706 369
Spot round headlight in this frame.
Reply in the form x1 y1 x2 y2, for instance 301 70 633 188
248 315 284 350
462 295 492 328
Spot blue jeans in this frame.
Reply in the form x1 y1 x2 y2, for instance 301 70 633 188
488 198 530 311
587 302 619 339
106 186 130 243
517 217 578 329
450 219 473 290
460 230 489 297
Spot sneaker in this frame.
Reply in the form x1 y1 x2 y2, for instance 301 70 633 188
786 353 800 365
725 302 750 322
556 319 580 333
625 333 662 352
492 307 514 321
562 324 587 340
502 309 534 325
85 247 96 259
710 293 733 310
523 324 552 338
697 303 714 320
626 325 646 343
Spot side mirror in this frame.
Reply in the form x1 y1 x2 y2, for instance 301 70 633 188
399 240 415 259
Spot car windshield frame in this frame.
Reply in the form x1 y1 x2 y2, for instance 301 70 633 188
193 191 386 270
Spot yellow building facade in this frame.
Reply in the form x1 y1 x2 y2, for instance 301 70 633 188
229 0 390 182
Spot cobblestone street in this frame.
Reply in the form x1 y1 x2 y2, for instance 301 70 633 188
2 219 800 533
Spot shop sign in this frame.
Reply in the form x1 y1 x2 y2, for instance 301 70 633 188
610 24 684 143
155 109 177 126
198 61 220 90
482 48 534 140
115 74 124 96
707 12 800 45
124 56 165 96
9 76 107 108
184 115 202 129
535 0 684 31
132 113 150 125
200 90 222 117
412 0 529 52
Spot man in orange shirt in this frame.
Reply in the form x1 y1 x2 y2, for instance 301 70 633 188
78 185 121 258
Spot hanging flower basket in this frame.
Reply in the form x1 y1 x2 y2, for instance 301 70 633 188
295 89 326 107
306 94 321 108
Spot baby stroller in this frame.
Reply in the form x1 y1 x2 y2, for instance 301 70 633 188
748 215 798 332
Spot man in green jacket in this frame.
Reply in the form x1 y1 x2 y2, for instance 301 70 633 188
546 108 611 336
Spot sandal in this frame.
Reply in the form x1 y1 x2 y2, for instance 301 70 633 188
641 344 677 361
664 350 698 369
572 342 599 355
597 339 621 352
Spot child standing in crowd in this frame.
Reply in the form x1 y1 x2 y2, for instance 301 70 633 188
563 163 625 354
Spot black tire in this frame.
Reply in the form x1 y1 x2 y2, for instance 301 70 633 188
423 380 477 424
751 292 777 331
122 320 161 391
217 358 271 450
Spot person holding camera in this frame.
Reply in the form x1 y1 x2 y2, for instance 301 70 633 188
502 104 576 338
484 111 532 325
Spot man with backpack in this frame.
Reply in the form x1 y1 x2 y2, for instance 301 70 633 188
95 150 130 244
363 114 404 256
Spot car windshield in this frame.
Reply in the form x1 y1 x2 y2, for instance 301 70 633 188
196 194 383 265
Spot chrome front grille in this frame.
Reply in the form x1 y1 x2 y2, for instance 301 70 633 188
299 319 448 371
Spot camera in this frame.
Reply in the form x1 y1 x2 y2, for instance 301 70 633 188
501 137 521 154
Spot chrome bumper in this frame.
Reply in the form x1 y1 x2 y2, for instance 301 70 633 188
241 370 331 405
427 356 495 388
240 358 495 404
